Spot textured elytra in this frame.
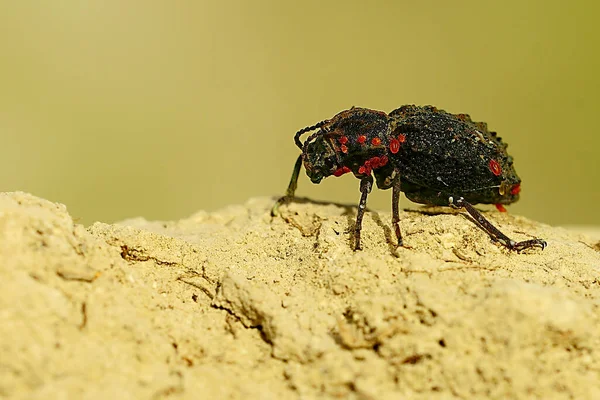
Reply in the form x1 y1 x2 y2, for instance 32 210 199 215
276 105 545 252
387 105 519 206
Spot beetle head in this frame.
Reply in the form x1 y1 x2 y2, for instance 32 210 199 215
302 136 339 184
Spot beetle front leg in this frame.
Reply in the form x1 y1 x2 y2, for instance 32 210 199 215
271 155 303 216
392 175 403 247
354 176 374 251
450 196 547 251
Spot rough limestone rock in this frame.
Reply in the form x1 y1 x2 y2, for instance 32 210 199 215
1 192 599 399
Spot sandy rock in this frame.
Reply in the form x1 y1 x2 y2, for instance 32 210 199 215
1 192 599 399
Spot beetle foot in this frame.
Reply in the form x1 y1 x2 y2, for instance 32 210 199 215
271 196 291 217
506 238 547 252
395 239 413 249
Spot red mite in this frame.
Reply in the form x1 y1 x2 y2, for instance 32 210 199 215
489 159 502 176
273 105 546 252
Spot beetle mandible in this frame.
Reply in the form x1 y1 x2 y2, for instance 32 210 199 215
273 105 546 252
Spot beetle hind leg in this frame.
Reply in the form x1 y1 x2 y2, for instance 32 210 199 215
450 196 547 251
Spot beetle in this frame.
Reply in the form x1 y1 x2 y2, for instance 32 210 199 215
273 105 546 252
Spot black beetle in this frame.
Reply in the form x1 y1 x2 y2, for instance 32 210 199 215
273 105 546 252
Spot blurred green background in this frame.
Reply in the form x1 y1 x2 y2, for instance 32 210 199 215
1 1 598 226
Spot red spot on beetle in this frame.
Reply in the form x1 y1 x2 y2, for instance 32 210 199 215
357 135 367 144
371 137 381 146
489 159 502 176
511 184 521 195
358 159 374 175
333 166 351 177
338 136 348 144
389 138 400 154
340 144 348 153
495 203 507 212
398 134 406 143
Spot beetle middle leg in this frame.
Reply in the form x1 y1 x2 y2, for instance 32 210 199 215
354 176 374 251
391 175 404 247
450 196 546 251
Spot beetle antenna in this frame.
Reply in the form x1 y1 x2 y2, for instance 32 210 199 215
294 120 328 149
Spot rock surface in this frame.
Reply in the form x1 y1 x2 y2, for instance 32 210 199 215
1 192 599 399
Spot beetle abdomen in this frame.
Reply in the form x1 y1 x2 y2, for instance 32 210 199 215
389 106 520 205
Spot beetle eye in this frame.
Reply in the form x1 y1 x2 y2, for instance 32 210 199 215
324 156 337 171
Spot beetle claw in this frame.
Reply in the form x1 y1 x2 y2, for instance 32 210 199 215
511 238 547 252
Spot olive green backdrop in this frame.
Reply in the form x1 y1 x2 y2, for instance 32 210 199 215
1 1 598 225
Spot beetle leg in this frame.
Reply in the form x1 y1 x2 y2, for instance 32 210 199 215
354 176 374 251
392 174 403 247
450 197 546 251
271 155 303 216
